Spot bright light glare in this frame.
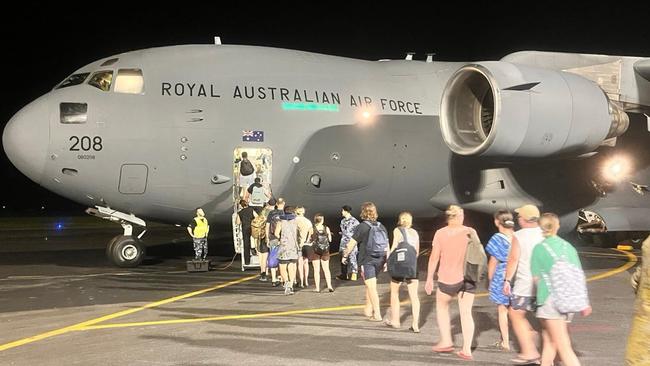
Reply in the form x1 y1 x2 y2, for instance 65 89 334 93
602 156 632 182
114 69 144 94
362 111 371 119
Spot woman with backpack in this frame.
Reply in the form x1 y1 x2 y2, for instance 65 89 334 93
310 213 334 293
424 205 479 361
343 202 389 322
385 212 420 332
485 209 516 351
531 213 592 366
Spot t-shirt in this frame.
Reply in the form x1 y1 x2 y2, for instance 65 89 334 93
431 226 472 285
237 207 255 229
266 209 284 241
247 183 266 207
295 216 313 245
512 227 545 297
531 235 583 305
352 221 388 265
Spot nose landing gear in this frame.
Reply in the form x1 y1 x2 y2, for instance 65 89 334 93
87 206 147 267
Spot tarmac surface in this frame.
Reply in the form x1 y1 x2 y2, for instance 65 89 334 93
0 216 641 365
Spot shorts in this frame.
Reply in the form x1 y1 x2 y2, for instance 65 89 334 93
510 295 537 312
308 246 331 261
279 258 298 264
438 280 476 296
239 173 255 187
536 296 574 321
301 245 312 259
392 276 418 284
257 239 269 253
360 256 385 281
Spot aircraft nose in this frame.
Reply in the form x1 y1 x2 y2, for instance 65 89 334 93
2 99 49 185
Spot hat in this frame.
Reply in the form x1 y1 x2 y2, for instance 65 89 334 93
515 204 540 221
267 198 277 206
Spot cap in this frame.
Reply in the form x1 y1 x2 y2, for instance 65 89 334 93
515 204 540 221
267 198 277 206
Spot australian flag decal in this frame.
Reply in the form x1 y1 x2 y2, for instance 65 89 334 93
242 130 264 142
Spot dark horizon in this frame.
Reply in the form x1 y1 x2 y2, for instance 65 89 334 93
2 3 649 212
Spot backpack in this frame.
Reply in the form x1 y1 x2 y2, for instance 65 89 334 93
250 211 267 240
541 241 590 313
387 227 418 278
267 245 280 268
250 185 266 206
365 221 389 258
313 225 330 255
240 159 254 176
463 229 487 284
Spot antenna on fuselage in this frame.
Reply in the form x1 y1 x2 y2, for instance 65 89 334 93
426 53 436 63
214 36 222 45
405 52 415 61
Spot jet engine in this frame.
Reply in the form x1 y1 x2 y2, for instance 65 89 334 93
440 62 629 157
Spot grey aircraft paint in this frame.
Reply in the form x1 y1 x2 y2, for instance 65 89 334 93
3 44 650 265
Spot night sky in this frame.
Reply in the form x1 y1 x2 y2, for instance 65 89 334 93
2 3 649 213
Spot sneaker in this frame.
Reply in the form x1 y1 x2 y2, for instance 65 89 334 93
272 281 280 287
287 286 295 295
259 273 268 282
350 273 358 281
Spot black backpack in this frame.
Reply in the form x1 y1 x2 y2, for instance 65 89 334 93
313 226 330 255
240 159 254 176
387 227 418 278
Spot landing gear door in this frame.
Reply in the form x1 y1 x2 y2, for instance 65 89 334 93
232 147 273 271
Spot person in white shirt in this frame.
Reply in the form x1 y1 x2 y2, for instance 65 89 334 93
503 204 544 364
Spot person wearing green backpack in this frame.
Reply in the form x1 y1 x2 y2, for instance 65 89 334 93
531 213 592 366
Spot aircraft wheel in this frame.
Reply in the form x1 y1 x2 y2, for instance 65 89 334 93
109 235 145 267
106 235 121 264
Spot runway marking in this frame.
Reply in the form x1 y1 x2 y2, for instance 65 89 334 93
0 248 637 352
73 249 636 331
0 274 258 352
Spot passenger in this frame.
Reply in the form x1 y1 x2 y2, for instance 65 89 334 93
238 151 256 199
244 177 269 209
236 200 257 266
424 205 477 361
311 213 334 293
295 206 313 288
485 209 516 351
252 199 275 282
626 234 650 365
265 198 284 286
275 205 300 295
338 205 360 281
531 213 591 366
343 202 389 322
386 212 420 332
503 204 543 364
187 208 209 260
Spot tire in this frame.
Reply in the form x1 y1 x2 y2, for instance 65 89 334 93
105 235 122 265
109 235 145 267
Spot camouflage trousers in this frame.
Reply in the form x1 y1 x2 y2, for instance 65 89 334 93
339 243 358 275
193 237 208 260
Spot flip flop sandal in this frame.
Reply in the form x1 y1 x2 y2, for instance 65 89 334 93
456 351 473 361
409 326 420 333
511 357 541 365
432 345 454 353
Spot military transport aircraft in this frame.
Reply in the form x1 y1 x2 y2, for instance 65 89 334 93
3 41 650 266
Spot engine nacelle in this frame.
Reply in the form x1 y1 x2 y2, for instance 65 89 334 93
440 61 629 157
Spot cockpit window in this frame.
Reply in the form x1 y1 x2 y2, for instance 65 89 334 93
114 69 144 94
100 58 119 66
56 73 90 90
88 70 113 92
60 103 87 124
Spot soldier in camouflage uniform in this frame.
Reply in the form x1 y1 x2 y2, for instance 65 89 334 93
338 205 360 280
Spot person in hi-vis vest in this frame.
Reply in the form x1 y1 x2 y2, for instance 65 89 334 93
187 208 210 260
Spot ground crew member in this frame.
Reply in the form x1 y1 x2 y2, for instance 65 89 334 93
187 208 210 260
626 234 650 365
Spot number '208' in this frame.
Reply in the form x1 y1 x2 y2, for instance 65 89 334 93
69 136 103 151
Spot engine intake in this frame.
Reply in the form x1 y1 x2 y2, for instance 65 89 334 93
440 62 629 157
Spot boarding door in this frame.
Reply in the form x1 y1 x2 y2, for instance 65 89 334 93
232 147 273 271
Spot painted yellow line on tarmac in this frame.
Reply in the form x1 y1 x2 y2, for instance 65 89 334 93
586 249 637 282
0 274 258 352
